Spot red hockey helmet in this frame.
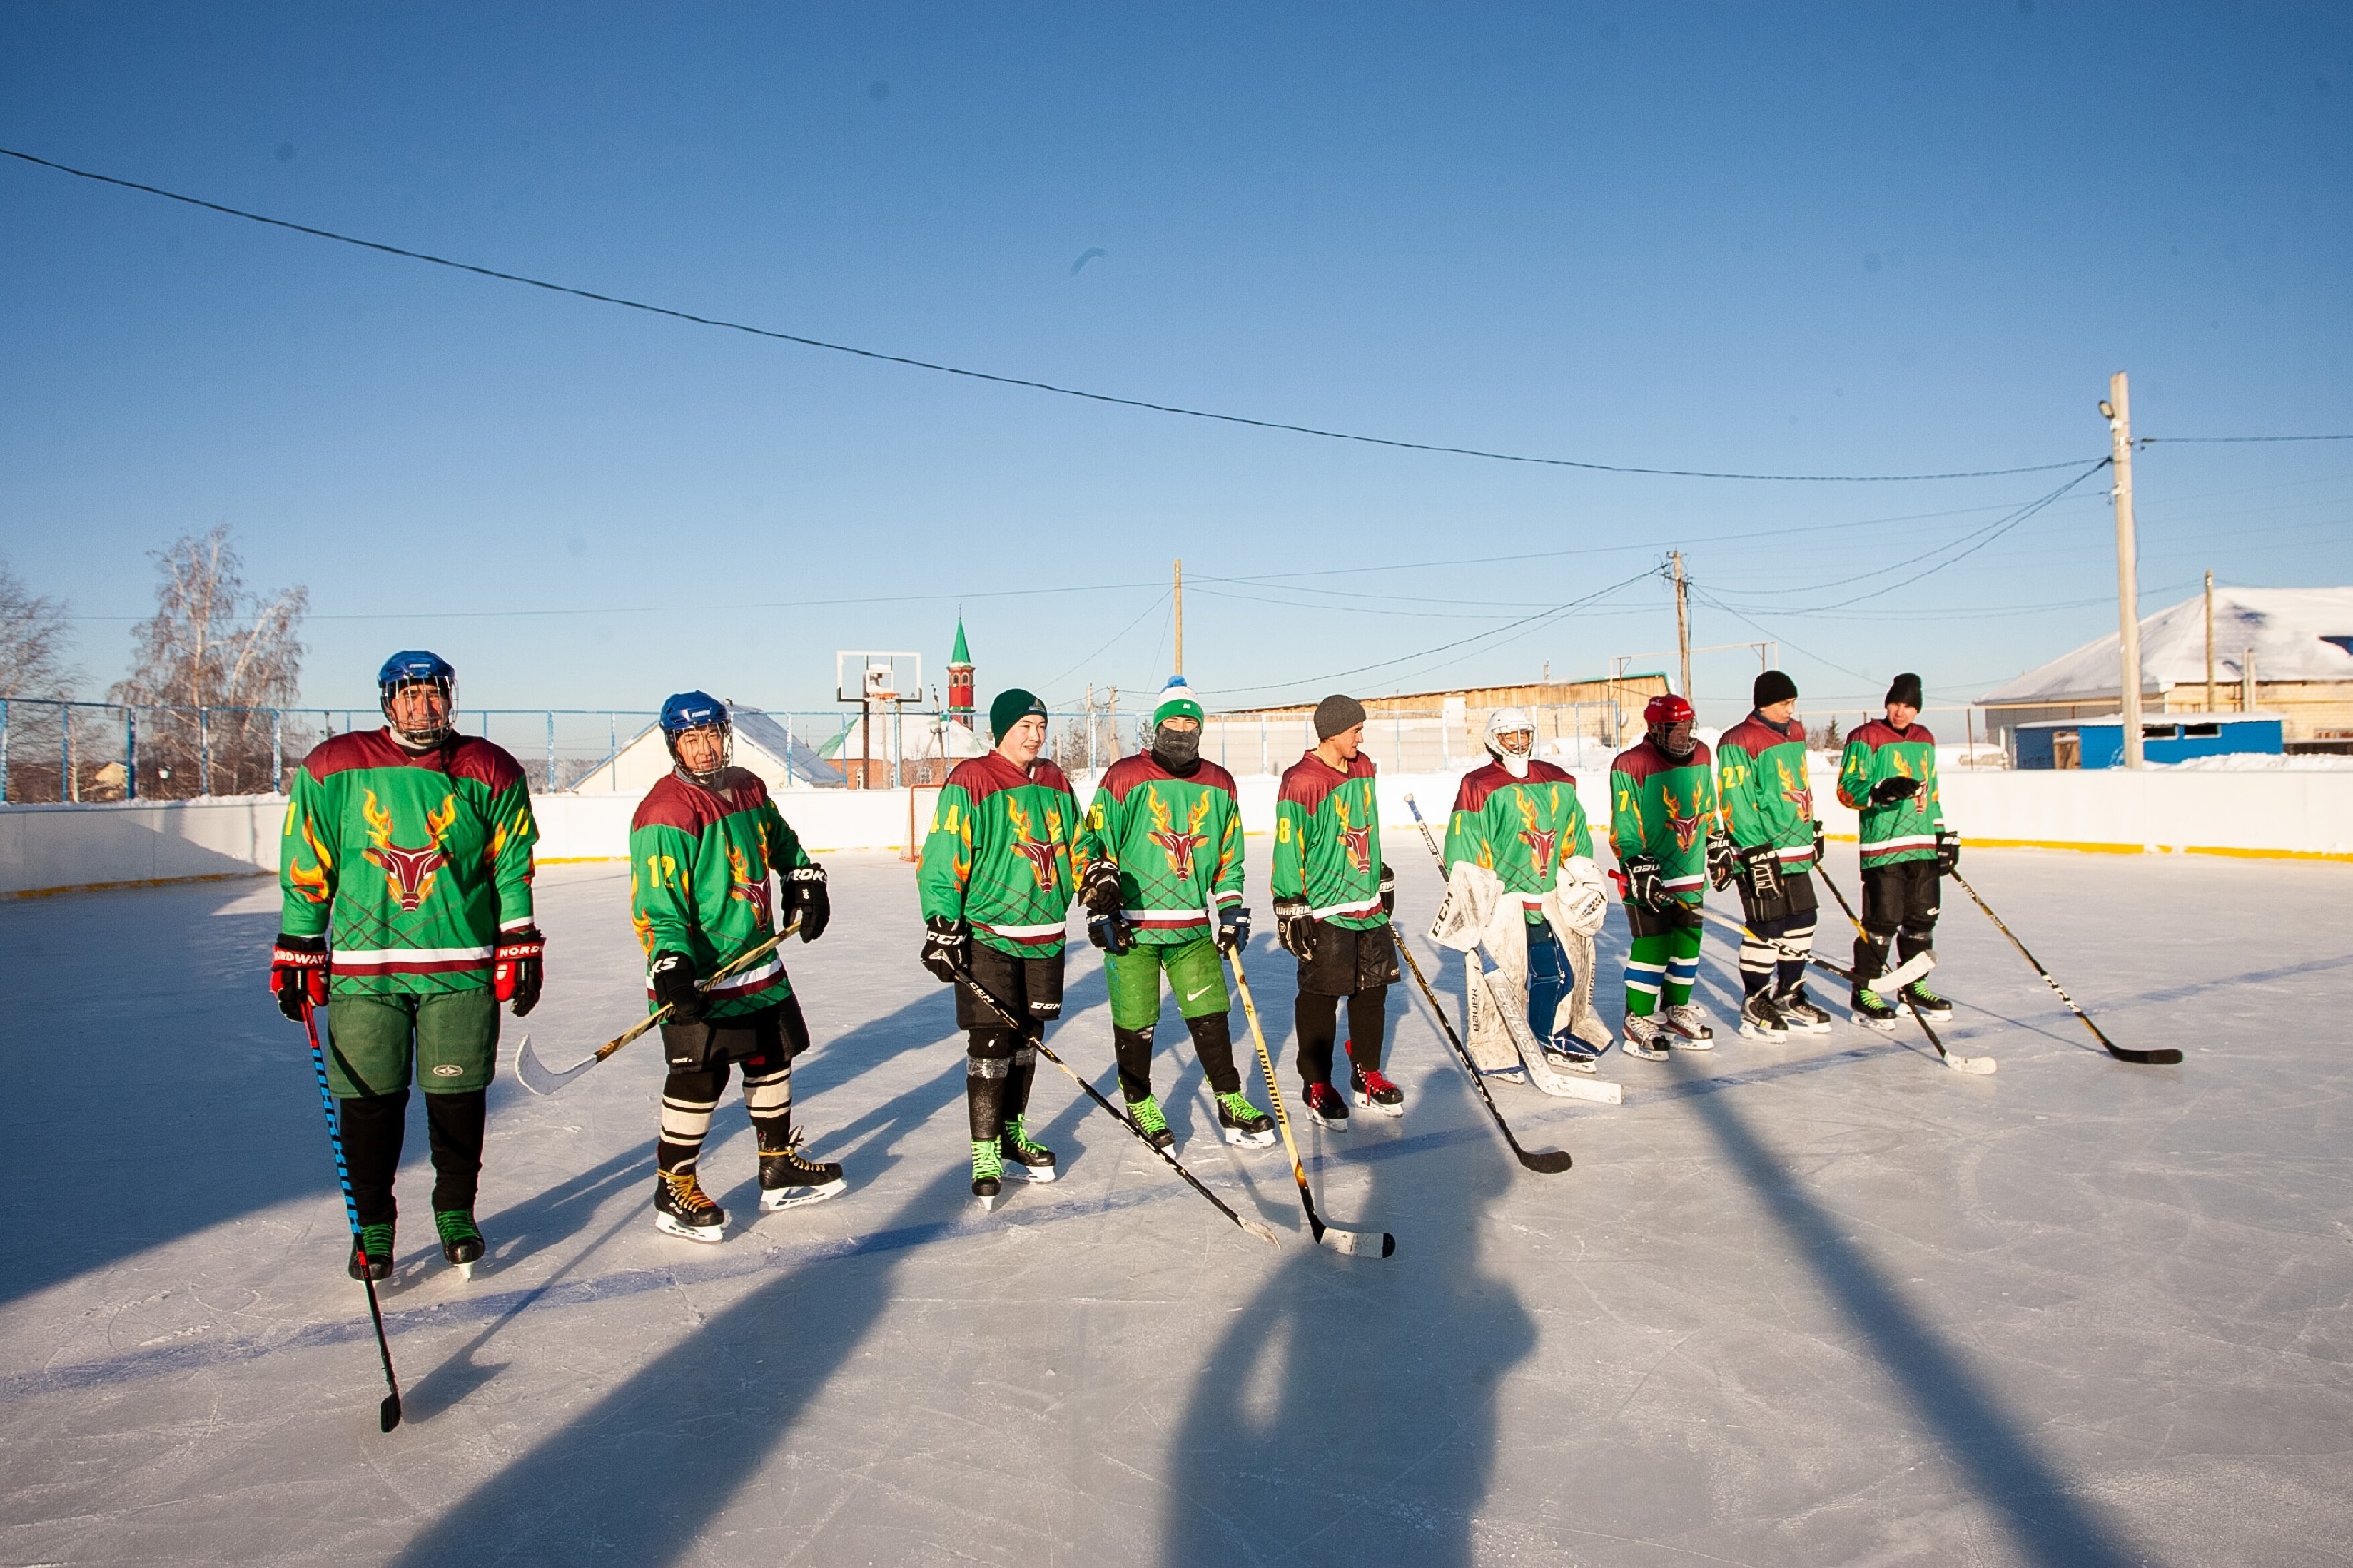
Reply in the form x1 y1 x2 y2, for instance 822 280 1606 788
1643 694 1694 726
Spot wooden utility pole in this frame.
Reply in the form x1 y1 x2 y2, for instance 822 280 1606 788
1670 551 1692 703
2102 374 2144 767
1173 558 1184 676
2204 570 2216 714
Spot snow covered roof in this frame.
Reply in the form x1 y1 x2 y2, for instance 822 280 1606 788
570 705 845 793
819 710 991 764
1979 588 2353 705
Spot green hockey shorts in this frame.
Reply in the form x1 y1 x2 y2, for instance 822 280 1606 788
324 988 499 1097
1105 937 1229 1031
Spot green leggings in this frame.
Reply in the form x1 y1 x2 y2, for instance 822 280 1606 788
1624 925 1703 1017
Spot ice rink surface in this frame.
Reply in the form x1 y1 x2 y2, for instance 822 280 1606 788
2 839 2348 1566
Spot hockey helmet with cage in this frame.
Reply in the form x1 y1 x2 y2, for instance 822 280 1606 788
1484 706 1538 777
660 690 733 787
378 650 457 746
1643 692 1697 761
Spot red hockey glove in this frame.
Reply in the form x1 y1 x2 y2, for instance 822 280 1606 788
271 932 329 1022
494 926 545 1017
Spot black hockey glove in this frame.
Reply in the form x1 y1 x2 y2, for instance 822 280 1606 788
494 926 545 1017
1737 843 1785 904
1935 827 1961 874
1216 903 1251 954
1087 910 1136 956
1378 864 1397 916
920 917 970 984
1623 853 1671 913
1869 775 1921 806
1813 822 1826 868
1705 829 1738 892
270 931 328 1022
1274 897 1319 961
650 950 705 1025
1079 858 1124 921
786 863 830 942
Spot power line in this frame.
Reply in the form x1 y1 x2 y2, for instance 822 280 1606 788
4 145 2105 485
2141 434 2353 446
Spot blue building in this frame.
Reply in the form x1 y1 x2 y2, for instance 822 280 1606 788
2011 715 2284 770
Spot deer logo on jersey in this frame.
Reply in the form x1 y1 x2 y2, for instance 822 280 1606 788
361 790 459 912
1776 756 1813 824
1334 793 1374 874
1146 787 1213 880
726 841 772 926
1004 797 1065 889
1515 790 1559 873
1659 783 1705 854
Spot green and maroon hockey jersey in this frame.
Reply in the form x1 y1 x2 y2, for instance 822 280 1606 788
630 767 811 1018
1079 754 1244 944
1838 720 1944 868
918 752 1083 956
1442 759 1594 923
1608 737 1718 902
278 730 538 996
1715 712 1819 874
1272 750 1386 931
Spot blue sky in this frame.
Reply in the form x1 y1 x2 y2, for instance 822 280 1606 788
2 2 2346 728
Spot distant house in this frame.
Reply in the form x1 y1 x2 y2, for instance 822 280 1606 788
571 704 845 794
1979 587 2353 752
822 709 990 789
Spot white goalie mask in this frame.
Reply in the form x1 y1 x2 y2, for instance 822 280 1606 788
1485 707 1537 778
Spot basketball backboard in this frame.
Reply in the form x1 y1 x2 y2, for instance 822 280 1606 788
835 651 923 705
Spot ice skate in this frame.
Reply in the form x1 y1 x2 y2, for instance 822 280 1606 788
1737 993 1790 1041
1664 1002 1716 1049
1124 1093 1175 1152
1850 983 1901 1034
1622 1014 1671 1061
1215 1090 1276 1147
972 1140 1004 1211
1350 1064 1404 1117
433 1210 483 1278
1541 1040 1601 1074
1000 1115 1058 1182
1302 1081 1350 1127
347 1221 395 1282
1774 985 1835 1034
758 1138 847 1211
653 1167 727 1243
1900 980 1955 1020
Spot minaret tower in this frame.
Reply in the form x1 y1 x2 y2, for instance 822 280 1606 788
947 617 976 729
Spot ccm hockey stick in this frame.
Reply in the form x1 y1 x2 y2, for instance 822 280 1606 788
514 923 798 1096
1216 912 1396 1258
1816 870 1996 1075
1399 794 1622 1105
1950 870 2181 1065
1390 929 1572 1174
958 972 1283 1248
301 999 403 1433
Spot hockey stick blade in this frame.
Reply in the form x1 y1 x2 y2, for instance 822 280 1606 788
1949 871 2182 1067
1317 1221 1398 1258
1392 928 1574 1175
1518 1147 1574 1175
513 1034 586 1096
514 924 801 1096
381 1392 403 1432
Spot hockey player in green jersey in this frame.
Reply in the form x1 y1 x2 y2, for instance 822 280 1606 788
917 688 1085 1209
269 652 541 1280
1272 693 1403 1126
630 692 845 1244
1715 671 1834 1040
1608 693 1727 1058
1077 679 1275 1152
1836 672 1961 1029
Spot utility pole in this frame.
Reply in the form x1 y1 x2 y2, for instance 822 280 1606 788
1670 551 1692 704
2204 569 2216 714
2101 374 2144 768
1173 557 1184 676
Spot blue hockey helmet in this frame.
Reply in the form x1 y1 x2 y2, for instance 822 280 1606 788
377 650 457 745
659 690 733 786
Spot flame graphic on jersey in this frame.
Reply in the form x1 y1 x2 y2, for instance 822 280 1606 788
1333 794 1373 874
1660 782 1705 854
1775 756 1813 823
286 806 336 905
1514 790 1559 873
361 791 458 913
1145 787 1212 880
726 841 773 927
631 907 657 959
1004 797 1064 889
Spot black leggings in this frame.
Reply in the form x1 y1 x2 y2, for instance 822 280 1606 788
337 1088 485 1227
1293 988 1388 1088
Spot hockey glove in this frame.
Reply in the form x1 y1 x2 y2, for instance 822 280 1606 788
920 917 970 984
1623 853 1671 913
270 932 329 1022
494 926 545 1017
786 863 830 942
1935 827 1961 874
1813 822 1826 868
1274 897 1319 961
1087 911 1136 956
1705 829 1738 892
650 950 706 1025
1216 903 1251 954
1379 864 1397 916
1736 843 1785 904
1079 858 1124 921
1869 775 1921 806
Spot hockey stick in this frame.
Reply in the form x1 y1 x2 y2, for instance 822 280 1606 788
1815 869 1996 1074
1390 928 1572 1174
1949 869 2182 1066
957 971 1283 1248
1398 794 1623 1105
300 999 403 1433
1215 920 1396 1258
514 922 799 1096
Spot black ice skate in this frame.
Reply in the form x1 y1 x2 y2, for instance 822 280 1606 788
433 1210 484 1278
758 1139 847 1212
653 1166 727 1243
347 1221 395 1282
1850 982 1901 1034
1125 1094 1176 1153
999 1115 1058 1182
1774 985 1835 1034
972 1140 1004 1211
1302 1081 1350 1128
1900 980 1955 1020
1738 992 1790 1041
1215 1090 1277 1147
1350 1064 1405 1117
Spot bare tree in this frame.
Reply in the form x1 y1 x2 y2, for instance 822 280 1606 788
110 526 310 797
0 558 84 801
